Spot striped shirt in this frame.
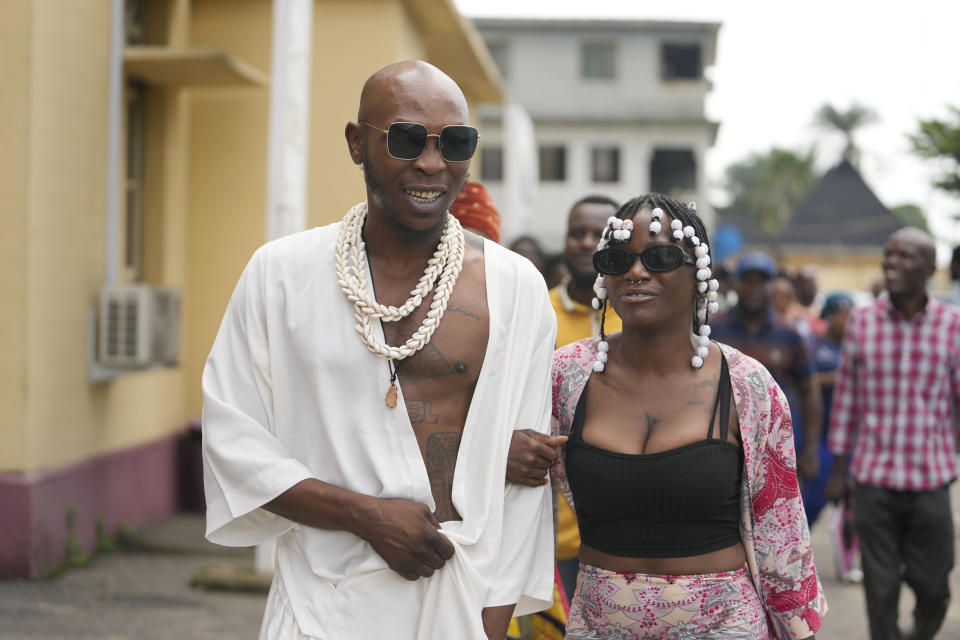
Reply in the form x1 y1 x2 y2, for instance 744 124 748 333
828 295 960 490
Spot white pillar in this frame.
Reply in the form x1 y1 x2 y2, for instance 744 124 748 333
265 0 314 242
105 0 124 284
501 103 538 243
258 0 314 574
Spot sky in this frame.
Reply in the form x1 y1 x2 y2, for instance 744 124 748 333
454 0 960 253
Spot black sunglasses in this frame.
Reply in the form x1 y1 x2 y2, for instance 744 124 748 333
593 245 696 276
360 121 479 162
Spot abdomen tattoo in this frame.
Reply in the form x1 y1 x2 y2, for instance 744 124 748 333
425 431 463 522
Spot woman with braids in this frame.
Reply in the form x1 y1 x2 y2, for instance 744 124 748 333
542 194 826 639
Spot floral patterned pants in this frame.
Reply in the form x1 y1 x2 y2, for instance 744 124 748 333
565 563 770 639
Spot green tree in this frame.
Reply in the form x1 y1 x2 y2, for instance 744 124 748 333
815 103 878 165
910 105 960 196
724 147 819 233
890 203 929 232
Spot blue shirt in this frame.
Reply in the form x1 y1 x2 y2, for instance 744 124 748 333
711 308 815 450
813 335 842 442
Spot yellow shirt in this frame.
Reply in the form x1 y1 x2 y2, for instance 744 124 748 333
548 279 621 559
550 281 623 351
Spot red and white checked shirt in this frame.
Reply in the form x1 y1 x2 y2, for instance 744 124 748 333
828 295 960 490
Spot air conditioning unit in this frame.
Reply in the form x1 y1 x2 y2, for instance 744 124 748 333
99 284 181 368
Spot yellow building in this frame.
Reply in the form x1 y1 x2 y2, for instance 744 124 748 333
0 0 501 578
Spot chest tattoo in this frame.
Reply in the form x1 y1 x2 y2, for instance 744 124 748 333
641 411 660 453
596 375 622 392
687 375 719 415
405 399 439 424
395 343 455 383
447 303 482 321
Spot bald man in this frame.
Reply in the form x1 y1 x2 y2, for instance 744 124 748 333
826 227 960 640
202 61 556 639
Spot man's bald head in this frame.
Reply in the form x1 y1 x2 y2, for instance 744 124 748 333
888 227 936 270
344 60 473 237
357 60 468 125
882 226 937 301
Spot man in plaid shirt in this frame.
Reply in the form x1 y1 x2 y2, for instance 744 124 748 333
826 227 960 640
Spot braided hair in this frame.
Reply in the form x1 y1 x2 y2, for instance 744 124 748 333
591 193 719 371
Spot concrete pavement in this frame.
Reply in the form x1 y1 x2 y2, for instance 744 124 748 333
2 486 959 639
0 515 265 639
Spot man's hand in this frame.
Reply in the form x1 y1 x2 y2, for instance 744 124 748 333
481 604 516 640
824 473 850 504
356 497 455 581
506 429 568 486
823 454 849 504
797 446 820 481
264 480 453 581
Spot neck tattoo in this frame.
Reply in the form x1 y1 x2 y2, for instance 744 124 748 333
336 201 465 408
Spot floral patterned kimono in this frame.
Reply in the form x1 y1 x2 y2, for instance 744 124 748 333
551 338 827 639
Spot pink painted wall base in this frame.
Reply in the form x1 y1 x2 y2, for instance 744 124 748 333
0 435 181 578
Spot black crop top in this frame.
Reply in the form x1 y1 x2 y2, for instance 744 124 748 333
564 356 743 558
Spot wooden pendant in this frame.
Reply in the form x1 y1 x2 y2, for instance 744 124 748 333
385 382 398 409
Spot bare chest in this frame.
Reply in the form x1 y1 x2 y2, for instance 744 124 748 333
380 272 489 400
374 254 489 521
582 368 736 455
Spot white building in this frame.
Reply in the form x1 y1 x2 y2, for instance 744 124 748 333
474 18 720 250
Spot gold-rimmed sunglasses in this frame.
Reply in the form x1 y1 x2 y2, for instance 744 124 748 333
360 121 479 163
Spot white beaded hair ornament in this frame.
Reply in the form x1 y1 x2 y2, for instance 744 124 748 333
591 199 720 372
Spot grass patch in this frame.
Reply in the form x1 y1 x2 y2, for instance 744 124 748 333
41 510 138 580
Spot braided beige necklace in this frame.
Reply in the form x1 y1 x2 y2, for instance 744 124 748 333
335 201 465 407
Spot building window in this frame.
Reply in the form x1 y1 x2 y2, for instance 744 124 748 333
486 41 509 79
124 0 147 45
581 42 617 79
650 149 696 195
480 146 503 182
661 43 702 80
538 146 566 182
592 147 620 183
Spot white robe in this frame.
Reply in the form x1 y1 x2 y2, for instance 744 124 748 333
201 223 556 639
